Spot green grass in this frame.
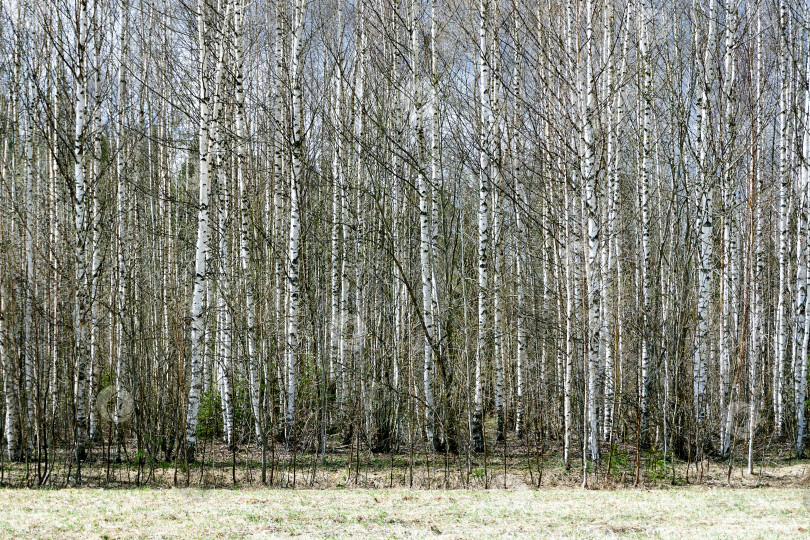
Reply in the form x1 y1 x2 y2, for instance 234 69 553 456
0 486 807 538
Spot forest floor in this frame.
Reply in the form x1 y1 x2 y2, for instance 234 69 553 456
0 485 807 538
1 441 810 537
3 435 810 490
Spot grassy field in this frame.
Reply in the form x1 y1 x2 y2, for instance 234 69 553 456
0 485 808 538
3 442 810 537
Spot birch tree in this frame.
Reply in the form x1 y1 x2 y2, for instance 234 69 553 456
73 0 91 470
186 0 233 461
472 0 490 455
693 0 717 433
1 0 809 486
285 0 306 444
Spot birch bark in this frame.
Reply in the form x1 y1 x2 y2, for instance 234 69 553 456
472 0 489 454
694 0 717 430
74 0 90 467
285 0 306 444
186 0 232 461
582 0 600 461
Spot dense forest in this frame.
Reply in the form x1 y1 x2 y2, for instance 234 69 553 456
0 0 809 486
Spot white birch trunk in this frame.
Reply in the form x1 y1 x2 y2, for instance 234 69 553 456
272 0 287 420
564 176 574 469
115 0 130 459
329 54 343 401
1 283 21 461
1 76 20 461
718 0 738 457
216 129 234 446
472 0 490 454
605 4 629 440
638 0 653 440
512 13 525 438
73 0 90 466
233 0 261 442
186 0 231 460
599 0 614 442
748 9 763 473
582 0 600 462
285 0 306 444
89 17 104 444
49 49 60 424
492 178 504 443
694 0 717 429
794 52 810 458
416 0 436 449
487 0 505 445
24 79 36 448
774 0 789 435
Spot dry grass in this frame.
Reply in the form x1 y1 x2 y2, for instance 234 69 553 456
3 442 810 537
7 439 810 491
0 485 807 538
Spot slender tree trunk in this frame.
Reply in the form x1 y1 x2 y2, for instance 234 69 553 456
24 79 37 451
582 0 600 462
472 0 489 455
285 0 306 445
233 0 262 444
774 0 789 434
638 0 653 441
748 7 763 474
115 0 130 455
73 0 90 470
186 0 232 461
88 11 104 445
512 13 525 439
215 119 234 447
694 0 717 433
1 289 21 462
415 0 438 451
606 4 629 441
794 52 810 459
563 175 574 470
329 49 343 415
